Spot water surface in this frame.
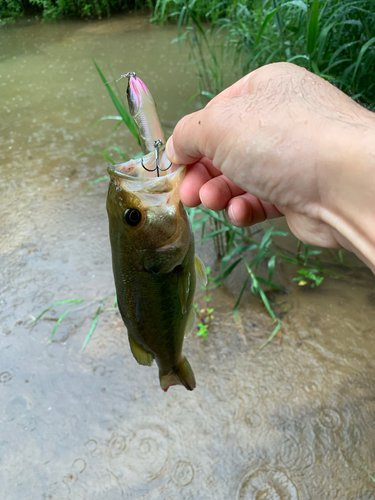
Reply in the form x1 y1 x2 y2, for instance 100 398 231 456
1 16 375 500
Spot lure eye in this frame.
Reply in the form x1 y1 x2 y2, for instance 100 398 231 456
124 208 142 227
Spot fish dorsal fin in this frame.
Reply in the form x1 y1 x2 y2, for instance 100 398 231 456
128 335 154 366
178 267 191 315
184 307 196 338
195 254 207 286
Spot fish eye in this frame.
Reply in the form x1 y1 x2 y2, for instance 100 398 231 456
124 208 142 227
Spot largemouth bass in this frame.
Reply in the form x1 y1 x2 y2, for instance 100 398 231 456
126 72 165 154
107 147 206 391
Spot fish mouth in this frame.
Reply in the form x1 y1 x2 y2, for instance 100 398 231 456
108 147 185 194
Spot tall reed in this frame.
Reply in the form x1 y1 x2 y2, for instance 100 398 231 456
153 0 375 109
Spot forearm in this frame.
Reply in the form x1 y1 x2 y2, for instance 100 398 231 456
318 111 375 272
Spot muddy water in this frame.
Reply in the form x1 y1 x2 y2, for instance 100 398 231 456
1 15 375 500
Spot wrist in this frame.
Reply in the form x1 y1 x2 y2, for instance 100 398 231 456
317 110 375 271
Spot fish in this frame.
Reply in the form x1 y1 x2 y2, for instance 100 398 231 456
126 72 165 154
106 146 207 391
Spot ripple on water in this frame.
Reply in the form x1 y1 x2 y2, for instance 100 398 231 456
63 458 87 485
46 481 70 500
84 438 99 456
0 371 12 383
312 401 367 467
209 368 240 403
124 424 169 479
277 431 315 473
237 468 300 500
244 410 262 429
318 408 342 431
106 431 127 458
172 459 195 487
65 463 127 500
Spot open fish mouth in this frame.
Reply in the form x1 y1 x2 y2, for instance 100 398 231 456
108 145 185 195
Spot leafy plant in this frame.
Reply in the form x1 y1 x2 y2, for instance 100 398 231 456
188 205 349 347
194 266 215 339
158 0 375 110
293 267 324 288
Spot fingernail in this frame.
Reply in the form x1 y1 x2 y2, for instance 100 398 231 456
166 136 176 163
227 204 237 223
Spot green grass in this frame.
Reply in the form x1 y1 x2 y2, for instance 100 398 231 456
34 296 118 349
188 205 358 347
154 0 375 110
357 460 375 483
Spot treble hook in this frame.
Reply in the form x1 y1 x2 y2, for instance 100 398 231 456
141 139 172 177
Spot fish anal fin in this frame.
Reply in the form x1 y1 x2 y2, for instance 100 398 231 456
160 355 196 391
184 307 196 338
195 254 207 286
128 335 154 367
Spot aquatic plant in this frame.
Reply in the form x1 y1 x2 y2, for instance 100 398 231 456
155 0 375 110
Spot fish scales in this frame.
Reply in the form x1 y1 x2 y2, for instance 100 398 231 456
107 74 206 392
107 155 203 391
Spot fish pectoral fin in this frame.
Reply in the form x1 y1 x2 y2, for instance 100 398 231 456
177 266 191 315
128 335 154 367
184 308 196 338
160 355 196 392
195 254 207 286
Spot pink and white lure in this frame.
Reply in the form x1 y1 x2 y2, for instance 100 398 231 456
125 72 165 155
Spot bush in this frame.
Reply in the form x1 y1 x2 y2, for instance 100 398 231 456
152 0 375 109
0 0 153 20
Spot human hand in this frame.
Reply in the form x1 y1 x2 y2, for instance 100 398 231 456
166 63 375 270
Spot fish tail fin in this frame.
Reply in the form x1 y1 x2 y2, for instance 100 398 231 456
160 355 196 392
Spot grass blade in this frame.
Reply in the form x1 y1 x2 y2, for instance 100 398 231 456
255 7 281 47
50 306 81 343
81 306 102 351
83 176 110 194
267 254 276 285
306 0 319 55
93 115 123 127
258 319 282 351
35 299 84 322
93 60 140 147
351 36 375 85
200 226 229 243
232 276 249 319
214 258 242 286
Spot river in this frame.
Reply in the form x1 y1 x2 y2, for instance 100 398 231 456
1 14 375 499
